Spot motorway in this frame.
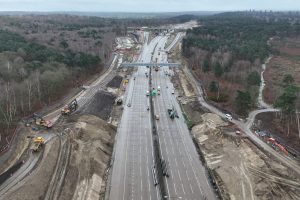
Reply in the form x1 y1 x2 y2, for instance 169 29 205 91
108 35 161 200
152 36 215 199
108 33 215 200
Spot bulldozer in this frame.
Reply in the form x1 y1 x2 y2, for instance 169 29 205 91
33 113 53 129
31 137 45 152
61 99 78 116
167 107 179 119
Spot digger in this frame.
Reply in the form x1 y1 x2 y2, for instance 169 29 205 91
31 137 45 152
33 113 53 129
61 99 78 116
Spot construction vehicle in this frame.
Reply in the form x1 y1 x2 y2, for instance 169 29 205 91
266 137 289 156
61 99 78 116
31 137 45 152
167 107 179 119
33 114 53 129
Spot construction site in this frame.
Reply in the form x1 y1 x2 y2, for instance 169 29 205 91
0 21 300 200
0 31 135 199
169 43 300 199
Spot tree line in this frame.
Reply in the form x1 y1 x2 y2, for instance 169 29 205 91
182 13 300 115
0 30 101 142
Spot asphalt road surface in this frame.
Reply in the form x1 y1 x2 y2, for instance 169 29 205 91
108 35 162 200
152 36 215 200
108 33 216 200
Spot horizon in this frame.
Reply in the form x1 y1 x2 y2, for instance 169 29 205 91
1 0 300 12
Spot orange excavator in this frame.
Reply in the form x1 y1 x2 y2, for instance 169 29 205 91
266 138 289 156
61 99 78 116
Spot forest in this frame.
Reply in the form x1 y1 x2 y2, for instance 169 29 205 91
183 12 300 115
0 14 194 146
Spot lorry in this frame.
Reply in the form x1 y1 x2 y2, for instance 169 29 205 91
167 107 179 119
31 137 45 152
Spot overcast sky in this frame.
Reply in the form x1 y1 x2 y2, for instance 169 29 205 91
0 0 300 12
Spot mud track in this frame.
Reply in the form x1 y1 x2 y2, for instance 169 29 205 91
44 135 71 200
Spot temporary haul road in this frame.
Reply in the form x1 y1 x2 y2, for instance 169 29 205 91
108 34 215 200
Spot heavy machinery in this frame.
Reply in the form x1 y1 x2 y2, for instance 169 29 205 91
61 99 78 116
31 137 45 152
33 114 53 129
167 107 179 119
266 137 289 156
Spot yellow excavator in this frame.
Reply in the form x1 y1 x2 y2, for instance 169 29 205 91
61 99 78 116
31 137 45 152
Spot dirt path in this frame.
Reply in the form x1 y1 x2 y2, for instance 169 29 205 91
258 56 273 108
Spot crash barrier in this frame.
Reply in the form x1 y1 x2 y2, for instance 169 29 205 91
149 66 167 199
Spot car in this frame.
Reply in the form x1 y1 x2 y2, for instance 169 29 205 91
225 114 232 120
146 91 150 96
155 114 159 120
157 86 161 91
171 90 175 94
127 103 131 107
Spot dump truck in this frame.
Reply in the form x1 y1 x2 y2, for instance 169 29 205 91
33 114 53 129
31 137 45 152
61 99 78 116
167 107 179 119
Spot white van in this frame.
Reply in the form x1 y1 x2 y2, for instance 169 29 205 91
225 114 232 120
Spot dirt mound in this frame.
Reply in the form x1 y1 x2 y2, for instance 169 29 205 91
3 114 116 200
81 91 116 120
181 98 206 124
192 113 300 200
59 114 116 200
106 75 123 88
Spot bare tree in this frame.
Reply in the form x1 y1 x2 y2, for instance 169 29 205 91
296 110 300 139
0 82 17 134
26 79 32 111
